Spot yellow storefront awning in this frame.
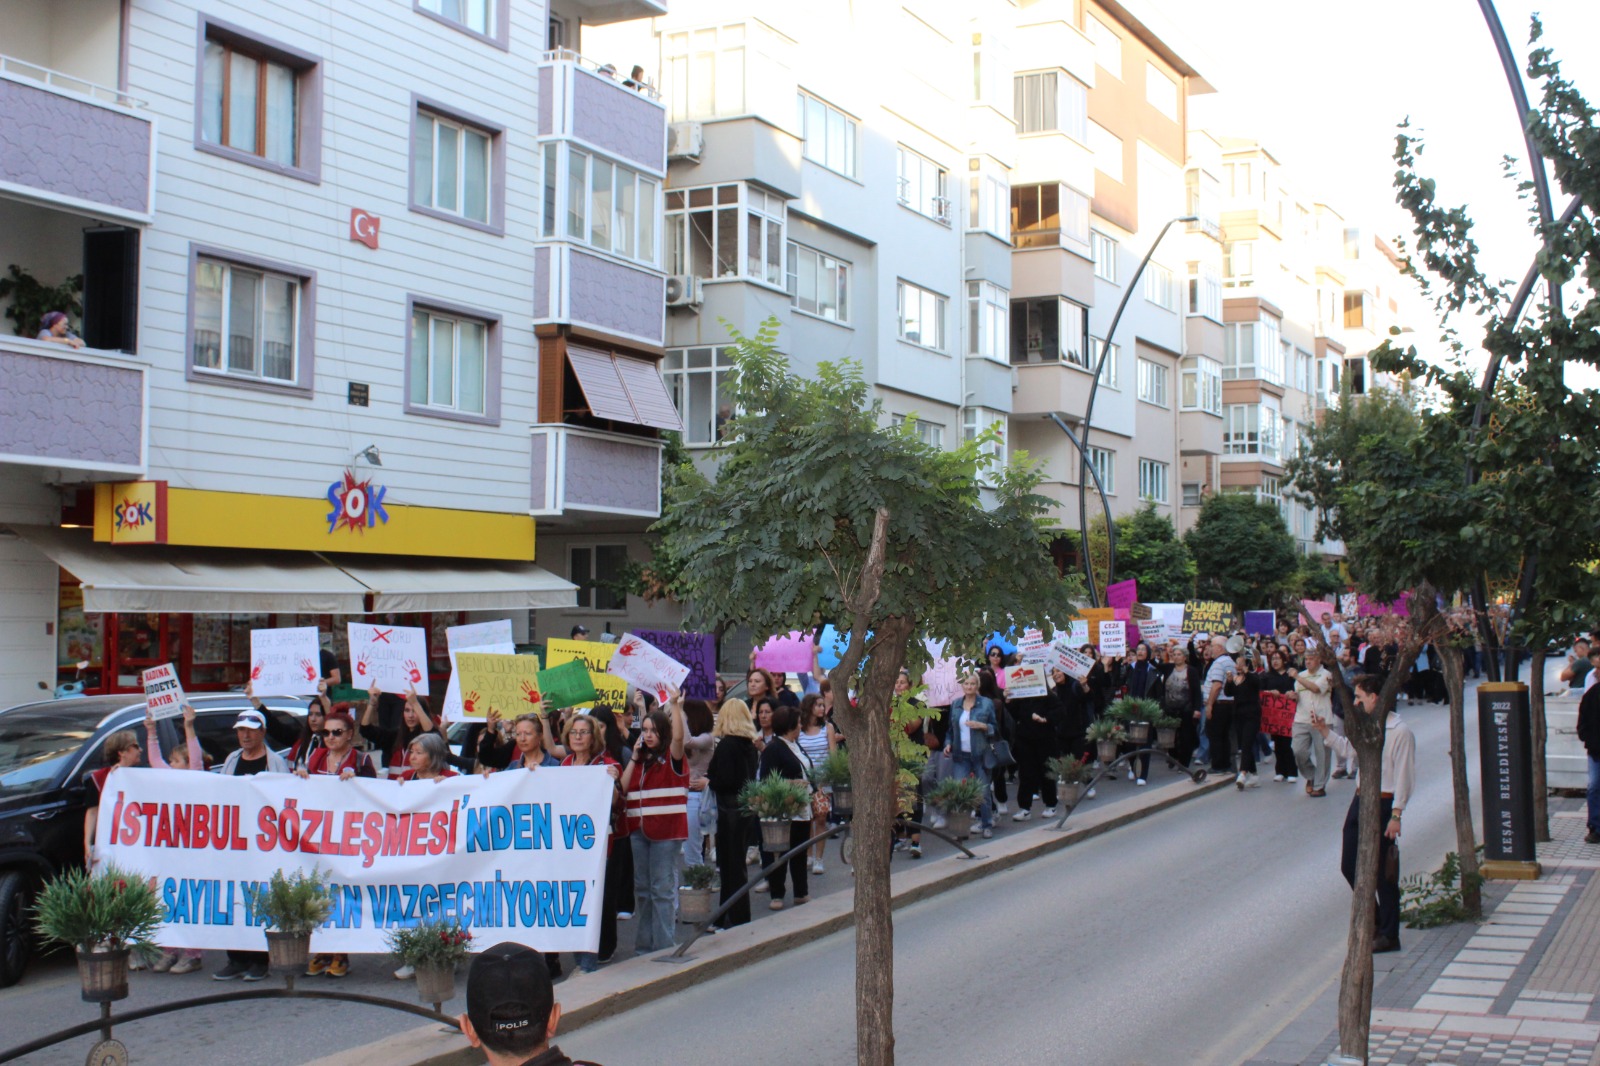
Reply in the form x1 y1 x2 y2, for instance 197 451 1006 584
325 555 577 614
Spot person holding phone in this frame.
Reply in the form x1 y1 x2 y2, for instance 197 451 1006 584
620 690 688 954
1225 652 1262 788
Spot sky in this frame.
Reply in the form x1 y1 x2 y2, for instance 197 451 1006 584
1145 0 1599 380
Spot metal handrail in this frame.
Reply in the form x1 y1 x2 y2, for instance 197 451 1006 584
1049 744 1209 830
0 54 145 109
540 48 661 101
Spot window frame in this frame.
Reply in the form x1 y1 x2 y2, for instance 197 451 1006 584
1084 14 1122 79
786 241 851 324
1138 458 1169 504
662 23 749 123
968 281 1009 364
1089 121 1123 182
897 280 948 352
891 414 944 449
666 182 785 288
1143 262 1179 312
1011 182 1090 252
546 143 661 267
1182 482 1203 507
896 146 952 225
1145 62 1179 120
1180 355 1223 415
1012 296 1089 368
1091 336 1120 388
408 94 507 236
413 0 509 50
1186 263 1222 321
1091 230 1117 282
662 345 739 447
963 406 1008 482
185 244 316 399
795 89 858 177
1086 445 1116 496
402 295 502 425
1136 356 1169 408
968 158 1010 240
193 16 323 184
569 544 629 613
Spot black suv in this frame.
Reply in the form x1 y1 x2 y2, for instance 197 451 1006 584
0 693 309 987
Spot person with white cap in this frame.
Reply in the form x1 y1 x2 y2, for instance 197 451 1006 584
213 707 288 981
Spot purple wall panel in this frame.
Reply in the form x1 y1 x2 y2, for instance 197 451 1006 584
0 79 152 215
0 347 142 466
567 251 664 345
570 72 665 174
562 432 658 513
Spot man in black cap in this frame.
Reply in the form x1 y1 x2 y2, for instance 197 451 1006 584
570 624 589 641
460 942 597 1066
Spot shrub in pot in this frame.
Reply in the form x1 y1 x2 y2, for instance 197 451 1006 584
247 869 333 974
1085 719 1127 767
33 864 163 1002
1151 711 1181 750
812 749 853 818
387 920 473 1006
927 775 985 838
1106 696 1161 746
739 776 811 853
1046 754 1094 806
678 863 719 924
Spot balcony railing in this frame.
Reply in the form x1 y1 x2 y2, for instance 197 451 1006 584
0 54 145 109
541 49 660 101
530 424 663 520
0 336 145 474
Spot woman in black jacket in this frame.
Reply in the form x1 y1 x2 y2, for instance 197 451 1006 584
706 699 759 928
756 704 814 910
1259 650 1298 782
977 667 1013 814
1224 651 1263 787
1009 686 1063 819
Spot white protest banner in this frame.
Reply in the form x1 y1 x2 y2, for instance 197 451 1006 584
1003 662 1049 699
96 766 613 952
1068 620 1090 646
248 627 322 696
348 622 430 695
606 633 690 703
1048 640 1097 682
1097 622 1127 657
142 664 185 720
920 657 962 706
443 620 516 720
1016 628 1046 658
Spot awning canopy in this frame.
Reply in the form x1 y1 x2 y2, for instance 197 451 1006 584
568 345 683 431
11 526 578 615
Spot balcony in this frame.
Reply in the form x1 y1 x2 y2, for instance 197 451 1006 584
1011 360 1093 418
1010 17 1095 89
554 0 667 26
530 424 663 520
0 56 155 223
534 244 666 348
0 336 145 476
538 50 666 176
1012 132 1094 192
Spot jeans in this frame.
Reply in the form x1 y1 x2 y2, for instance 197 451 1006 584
1292 722 1331 790
683 790 706 867
951 752 994 829
1587 755 1600 836
1194 707 1210 765
629 831 681 955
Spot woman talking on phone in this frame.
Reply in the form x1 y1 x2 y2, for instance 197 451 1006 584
620 690 688 954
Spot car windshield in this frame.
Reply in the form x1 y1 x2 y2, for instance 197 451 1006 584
0 708 98 798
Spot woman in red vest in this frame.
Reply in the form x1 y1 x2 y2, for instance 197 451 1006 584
561 714 624 972
620 689 686 955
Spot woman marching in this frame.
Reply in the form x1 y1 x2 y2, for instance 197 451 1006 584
620 690 689 954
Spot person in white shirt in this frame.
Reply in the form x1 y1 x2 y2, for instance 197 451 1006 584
1312 675 1416 953
1291 647 1334 796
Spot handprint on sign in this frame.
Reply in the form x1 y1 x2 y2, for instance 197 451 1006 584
250 662 263 681
300 658 318 681
462 691 480 716
616 640 638 657
520 680 542 706
406 660 423 684
355 655 369 678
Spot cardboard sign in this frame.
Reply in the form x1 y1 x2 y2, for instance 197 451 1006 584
921 657 962 706
1068 620 1090 645
1129 602 1154 621
1301 600 1336 627
544 638 626 706
634 629 718 700
443 620 516 720
1182 601 1237 635
536 659 598 711
347 623 430 695
142 663 185 720
1106 579 1139 610
248 627 322 696
1244 610 1276 636
753 631 814 673
1097 623 1127 657
1049 640 1097 681
1003 662 1049 699
607 633 691 704
453 652 545 721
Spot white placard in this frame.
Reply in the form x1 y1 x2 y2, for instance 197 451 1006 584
1003 662 1050 699
347 622 431 695
1048 640 1097 682
1097 622 1127 657
605 632 691 703
142 663 186 720
1016 627 1046 656
443 620 516 720
248 627 322 696
921 657 962 706
1068 620 1090 646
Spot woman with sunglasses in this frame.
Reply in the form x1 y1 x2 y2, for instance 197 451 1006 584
296 710 375 977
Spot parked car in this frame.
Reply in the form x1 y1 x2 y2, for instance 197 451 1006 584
0 692 309 987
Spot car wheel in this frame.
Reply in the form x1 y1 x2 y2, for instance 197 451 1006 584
0 869 35 988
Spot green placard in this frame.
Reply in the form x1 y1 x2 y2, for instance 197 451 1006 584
535 659 597 710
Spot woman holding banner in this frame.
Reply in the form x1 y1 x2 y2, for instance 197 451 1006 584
395 732 457 782
496 714 560 773
84 729 142 869
561 714 624 972
622 692 688 953
297 710 374 978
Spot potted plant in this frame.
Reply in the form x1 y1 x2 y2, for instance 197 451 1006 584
33 864 162 1003
1046 754 1095 808
1106 696 1161 746
247 869 333 975
1151 711 1181 750
927 775 985 840
386 920 473 1007
739 776 812 854
812 748 853 819
1086 719 1127 767
678 863 719 925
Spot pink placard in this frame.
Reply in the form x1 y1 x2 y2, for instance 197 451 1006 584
753 631 814 673
1357 592 1411 617
1300 600 1336 626
1106 579 1139 610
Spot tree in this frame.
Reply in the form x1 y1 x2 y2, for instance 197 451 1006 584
1287 554 1345 606
655 321 1080 1065
1183 493 1298 610
1084 504 1195 603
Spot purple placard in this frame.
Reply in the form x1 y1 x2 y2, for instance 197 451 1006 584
754 631 814 673
1244 610 1276 636
634 629 718 700
1106 579 1139 610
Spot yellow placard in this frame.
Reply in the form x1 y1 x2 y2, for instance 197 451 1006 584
545 638 628 706
453 652 546 721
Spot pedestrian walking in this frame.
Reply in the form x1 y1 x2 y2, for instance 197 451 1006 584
707 699 759 926
681 699 717 868
1202 637 1236 774
1259 651 1298 782
143 703 206 974
1292 647 1334 797
1577 659 1600 845
1225 651 1262 788
946 674 999 838
620 691 688 952
797 693 836 874
1009 683 1062 818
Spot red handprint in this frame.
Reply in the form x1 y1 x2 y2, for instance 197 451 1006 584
406 660 423 684
355 655 369 678
520 680 542 706
617 640 638 657
250 662 263 681
462 691 480 716
300 658 317 681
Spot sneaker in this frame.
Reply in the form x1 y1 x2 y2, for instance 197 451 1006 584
751 881 769 894
981 827 994 839
169 956 202 975
1286 775 1299 783
129 955 148 972
1272 774 1285 782
242 963 269 982
1127 768 1136 781
1135 778 1147 786
995 801 1009 815
306 955 329 977
745 846 759 866
1085 788 1096 799
616 911 634 919
1245 774 1261 789
212 961 249 981
325 956 349 978
810 859 824 875
769 900 784 911
1236 772 1247 789
929 813 947 829
394 964 415 980
1584 830 1600 844
909 845 922 858
1012 810 1031 822
1042 808 1057 818
151 950 178 974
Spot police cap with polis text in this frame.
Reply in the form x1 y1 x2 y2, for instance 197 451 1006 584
466 942 553 1041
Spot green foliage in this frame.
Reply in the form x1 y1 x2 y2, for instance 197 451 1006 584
34 864 163 956
1184 494 1299 609
1289 554 1346 604
386 920 474 967
680 863 719 890
738 775 811 820
621 432 707 604
248 869 334 935
1104 696 1160 725
1112 504 1197 603
811 747 851 787
927 775 984 814
0 264 83 338
1046 753 1094 784
1084 719 1125 744
1401 850 1485 929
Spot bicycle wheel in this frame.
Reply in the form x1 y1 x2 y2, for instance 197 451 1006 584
840 828 854 867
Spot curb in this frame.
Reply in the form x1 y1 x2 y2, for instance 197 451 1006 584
312 774 1231 1066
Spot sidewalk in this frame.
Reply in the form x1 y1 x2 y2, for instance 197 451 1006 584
1246 796 1600 1066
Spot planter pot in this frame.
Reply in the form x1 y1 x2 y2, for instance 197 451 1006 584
758 818 795 854
678 885 714 924
76 947 130 1003
1156 726 1177 750
265 930 311 974
830 782 854 820
1059 781 1085 807
940 811 974 840
1096 739 1121 766
1125 721 1152 746
414 964 455 1005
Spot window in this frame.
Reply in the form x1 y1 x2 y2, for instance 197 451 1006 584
412 102 501 231
1013 71 1087 142
416 0 499 41
1186 169 1220 234
1180 355 1223 414
898 147 951 223
197 23 319 180
968 281 1008 362
1137 357 1168 407
1224 160 1252 198
190 252 308 392
546 145 659 265
1011 183 1089 251
795 91 856 176
1182 482 1203 507
663 23 747 122
1223 401 1281 460
1145 63 1178 120
546 14 566 49
897 281 947 350
1086 446 1116 495
1143 263 1179 312
1091 231 1117 282
663 346 737 445
972 35 1011 113
1085 14 1121 79
892 414 944 449
1223 240 1254 287
1343 291 1367 328
1343 227 1362 259
964 407 1007 478
1345 356 1367 395
1138 459 1169 503
968 161 1010 239
406 301 498 421
1092 338 1120 388
571 545 628 612
1223 318 1283 384
1259 475 1285 516
787 243 850 322
1281 417 1297 461
666 183 785 286
1011 297 1088 367
1089 122 1122 181
1187 264 1222 320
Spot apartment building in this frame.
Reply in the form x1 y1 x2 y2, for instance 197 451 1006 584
0 0 671 705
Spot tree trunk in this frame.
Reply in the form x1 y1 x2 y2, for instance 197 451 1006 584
1437 643 1482 916
1529 651 1550 843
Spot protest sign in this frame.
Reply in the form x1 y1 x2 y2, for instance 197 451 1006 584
1106 579 1139 610
443 621 516 720
607 633 690 704
142 664 185 720
1300 600 1336 626
634 629 718 699
753 631 813 673
544 638 626 706
348 623 430 695
95 766 612 952
454 653 545 721
1097 623 1127 657
1049 640 1097 681
248 627 322 696
1003 662 1049 699
1068 620 1090 645
1129 603 1154 621
1017 627 1047 660
537 660 598 711
921 657 961 706
1182 601 1237 634
1357 591 1410 617
1338 592 1359 616
1244 610 1276 636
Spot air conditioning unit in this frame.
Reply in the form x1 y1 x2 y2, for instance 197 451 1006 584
665 275 703 308
667 121 703 161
